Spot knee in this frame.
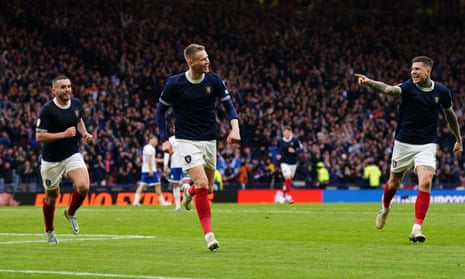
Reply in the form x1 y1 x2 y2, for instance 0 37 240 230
388 177 402 189
418 180 432 192
75 182 90 193
45 190 58 206
194 178 209 189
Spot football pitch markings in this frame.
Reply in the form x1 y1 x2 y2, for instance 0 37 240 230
0 233 205 279
0 232 156 245
0 269 201 279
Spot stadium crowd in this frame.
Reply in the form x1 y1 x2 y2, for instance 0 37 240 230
1 0 465 192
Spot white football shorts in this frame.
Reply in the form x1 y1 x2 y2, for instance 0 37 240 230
280 163 297 178
176 139 216 171
40 153 87 190
390 140 437 173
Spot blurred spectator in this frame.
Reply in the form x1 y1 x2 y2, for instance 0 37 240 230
315 161 330 189
213 169 224 191
91 154 106 187
1 161 14 192
223 160 237 189
18 160 37 192
237 160 252 190
362 158 382 189
437 164 460 188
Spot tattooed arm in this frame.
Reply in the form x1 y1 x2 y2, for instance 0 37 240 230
444 107 463 156
354 73 401 97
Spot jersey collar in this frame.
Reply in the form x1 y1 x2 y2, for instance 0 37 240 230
53 98 71 109
185 71 205 84
415 80 434 92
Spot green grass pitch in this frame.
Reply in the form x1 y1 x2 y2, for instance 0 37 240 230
1 203 464 278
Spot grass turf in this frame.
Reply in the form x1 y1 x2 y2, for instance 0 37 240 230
0 203 464 278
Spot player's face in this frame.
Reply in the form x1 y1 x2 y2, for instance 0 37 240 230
190 50 210 75
150 137 158 147
52 79 72 104
410 62 431 86
283 129 292 139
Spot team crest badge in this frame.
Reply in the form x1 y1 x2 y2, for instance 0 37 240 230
74 110 79 118
185 155 192 164
45 179 51 186
206 87 212 94
392 160 397 168
434 97 439 104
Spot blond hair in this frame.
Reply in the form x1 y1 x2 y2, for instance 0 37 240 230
184 43 205 62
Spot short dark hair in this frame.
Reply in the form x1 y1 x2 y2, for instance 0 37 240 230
52 75 70 87
412 56 433 69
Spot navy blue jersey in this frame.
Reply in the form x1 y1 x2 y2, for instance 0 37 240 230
159 72 232 141
395 79 452 145
277 137 303 164
36 98 82 162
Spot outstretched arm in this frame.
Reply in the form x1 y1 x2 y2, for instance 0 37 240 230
354 73 401 97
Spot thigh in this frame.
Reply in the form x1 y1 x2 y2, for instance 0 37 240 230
187 165 209 189
201 140 217 171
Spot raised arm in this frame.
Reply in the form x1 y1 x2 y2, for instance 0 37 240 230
354 73 401 97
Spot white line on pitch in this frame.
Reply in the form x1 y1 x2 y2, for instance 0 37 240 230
0 269 202 279
0 233 155 245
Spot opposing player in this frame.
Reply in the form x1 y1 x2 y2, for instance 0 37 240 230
355 56 462 242
36 75 93 244
133 135 171 206
156 43 240 251
276 126 303 204
163 134 191 211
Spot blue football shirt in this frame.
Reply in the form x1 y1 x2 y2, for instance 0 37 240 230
395 79 452 145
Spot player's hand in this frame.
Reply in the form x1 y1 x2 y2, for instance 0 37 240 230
162 141 173 154
227 130 241 145
64 127 76 138
453 141 463 156
354 73 369 85
83 132 93 143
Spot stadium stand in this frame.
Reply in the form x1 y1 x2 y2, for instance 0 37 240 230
1 0 465 192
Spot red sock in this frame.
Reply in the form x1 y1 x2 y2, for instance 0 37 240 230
283 178 292 194
42 199 55 232
415 190 430 225
382 182 396 208
68 189 87 216
194 188 212 234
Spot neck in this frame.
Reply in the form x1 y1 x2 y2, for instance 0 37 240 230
418 78 432 88
188 70 203 80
